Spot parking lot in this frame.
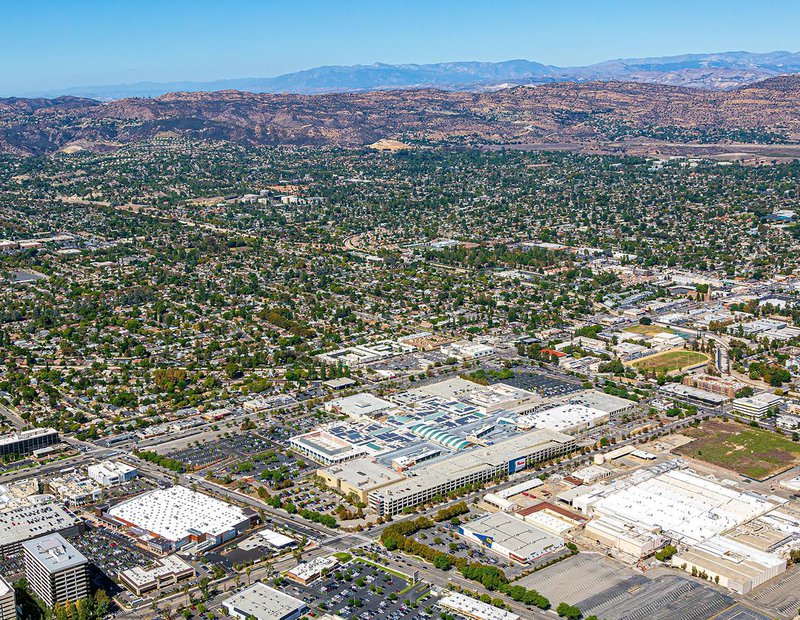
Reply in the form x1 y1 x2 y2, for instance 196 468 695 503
288 560 437 620
516 553 773 620
72 525 158 594
495 371 583 398
167 432 279 469
409 519 529 579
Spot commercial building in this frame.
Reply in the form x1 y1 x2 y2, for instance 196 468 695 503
22 534 89 608
0 499 84 557
516 404 609 434
587 469 775 546
0 575 15 620
285 556 339 585
658 382 728 407
48 475 102 506
372 428 575 515
87 461 138 486
289 430 367 465
0 428 59 458
732 393 784 419
106 486 255 552
438 593 521 620
457 512 564 564
584 514 666 559
119 555 196 596
671 535 785 594
317 458 406 503
324 393 394 419
222 582 308 620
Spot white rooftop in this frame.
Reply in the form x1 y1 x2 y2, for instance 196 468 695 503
107 485 250 542
592 469 775 546
223 582 306 620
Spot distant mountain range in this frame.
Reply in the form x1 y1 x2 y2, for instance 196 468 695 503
3 75 800 156
23 50 800 100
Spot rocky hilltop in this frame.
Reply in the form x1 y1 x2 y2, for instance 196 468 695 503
2 76 800 155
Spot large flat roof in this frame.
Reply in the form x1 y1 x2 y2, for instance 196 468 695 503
0 499 81 548
319 458 405 491
107 486 250 542
592 469 775 546
461 512 563 561
120 554 194 587
223 582 306 620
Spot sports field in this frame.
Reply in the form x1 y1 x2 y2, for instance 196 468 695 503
676 419 800 480
631 349 708 373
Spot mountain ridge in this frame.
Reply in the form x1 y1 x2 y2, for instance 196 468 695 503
19 50 800 100
3 75 800 156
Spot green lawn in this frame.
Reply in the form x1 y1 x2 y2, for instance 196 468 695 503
677 420 800 480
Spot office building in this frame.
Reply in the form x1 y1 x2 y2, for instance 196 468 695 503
87 461 138 486
22 534 89 608
0 575 15 620
0 428 59 458
732 393 784 419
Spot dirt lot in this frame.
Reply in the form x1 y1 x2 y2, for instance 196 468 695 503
676 419 800 480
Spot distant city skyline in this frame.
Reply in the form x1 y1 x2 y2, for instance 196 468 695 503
2 0 800 95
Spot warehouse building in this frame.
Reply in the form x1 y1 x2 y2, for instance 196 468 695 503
119 555 196 596
371 428 575 515
22 534 89 608
223 582 308 620
0 428 59 458
106 486 255 552
457 512 564 564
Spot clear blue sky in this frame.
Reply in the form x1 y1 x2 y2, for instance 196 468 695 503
3 0 799 95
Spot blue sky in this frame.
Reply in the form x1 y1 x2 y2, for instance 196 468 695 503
2 0 799 95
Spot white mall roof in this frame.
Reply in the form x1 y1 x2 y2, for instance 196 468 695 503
107 485 250 542
592 469 775 546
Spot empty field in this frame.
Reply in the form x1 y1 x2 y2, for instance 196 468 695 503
624 324 675 336
676 419 800 480
631 349 708 373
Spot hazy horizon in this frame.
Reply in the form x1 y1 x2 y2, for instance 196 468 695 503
3 0 800 96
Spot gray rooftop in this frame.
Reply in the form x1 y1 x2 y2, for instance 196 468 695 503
21 533 87 573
